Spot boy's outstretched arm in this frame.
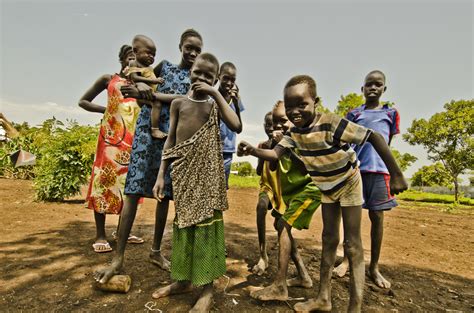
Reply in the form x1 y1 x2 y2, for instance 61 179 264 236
153 100 179 200
237 141 284 162
367 131 408 194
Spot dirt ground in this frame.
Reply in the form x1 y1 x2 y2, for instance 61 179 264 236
0 178 473 312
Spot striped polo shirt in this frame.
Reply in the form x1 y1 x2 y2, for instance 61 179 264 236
277 112 372 191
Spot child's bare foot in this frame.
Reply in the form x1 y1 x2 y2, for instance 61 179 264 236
369 267 391 289
189 284 214 313
149 250 171 272
94 257 123 284
333 258 349 278
152 281 192 299
294 297 332 312
151 128 167 139
286 276 313 288
250 283 288 301
251 257 268 276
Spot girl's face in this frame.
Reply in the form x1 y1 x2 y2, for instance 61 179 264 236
121 52 135 70
180 36 202 68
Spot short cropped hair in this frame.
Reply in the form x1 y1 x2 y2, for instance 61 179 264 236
273 100 284 110
284 75 317 99
264 111 273 121
365 70 386 82
220 62 236 73
118 45 133 61
180 28 203 46
196 52 219 75
132 34 154 47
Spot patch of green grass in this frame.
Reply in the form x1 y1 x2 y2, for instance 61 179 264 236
228 175 260 188
397 190 474 206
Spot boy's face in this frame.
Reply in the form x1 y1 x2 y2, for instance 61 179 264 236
190 58 218 86
180 36 203 67
135 41 156 67
284 83 317 128
272 105 291 135
362 72 386 101
264 114 273 138
218 66 237 94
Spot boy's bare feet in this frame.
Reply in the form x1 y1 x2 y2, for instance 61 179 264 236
152 281 192 299
149 249 171 272
293 297 332 312
250 283 288 301
369 267 391 289
151 128 168 139
286 275 313 288
94 257 123 284
189 284 214 313
251 257 268 276
333 258 349 278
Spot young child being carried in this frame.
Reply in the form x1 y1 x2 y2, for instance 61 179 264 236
333 70 400 289
151 53 241 312
250 100 321 301
238 75 407 312
125 35 166 139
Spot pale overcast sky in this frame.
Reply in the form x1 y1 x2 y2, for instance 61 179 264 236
1 0 472 177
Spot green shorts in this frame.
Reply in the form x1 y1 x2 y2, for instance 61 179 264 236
273 189 321 230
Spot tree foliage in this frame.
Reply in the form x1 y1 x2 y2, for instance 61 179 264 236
391 149 417 172
403 99 474 201
334 93 365 117
231 161 255 176
411 162 452 187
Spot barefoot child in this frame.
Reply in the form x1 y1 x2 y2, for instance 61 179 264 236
250 101 321 301
238 75 407 312
125 35 167 139
252 111 276 275
151 53 241 311
334 70 399 289
218 62 244 188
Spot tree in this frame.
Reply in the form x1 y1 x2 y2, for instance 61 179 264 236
231 161 255 176
411 162 452 187
334 93 364 117
404 99 474 201
391 149 417 172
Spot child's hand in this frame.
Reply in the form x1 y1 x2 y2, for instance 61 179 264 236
390 175 408 195
230 84 239 99
272 130 284 143
120 85 140 99
157 77 165 85
191 82 215 96
152 177 165 201
237 141 254 156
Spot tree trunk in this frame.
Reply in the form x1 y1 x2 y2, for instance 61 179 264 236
453 176 459 203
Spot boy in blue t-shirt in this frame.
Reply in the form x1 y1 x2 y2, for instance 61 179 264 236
218 62 244 188
334 70 399 289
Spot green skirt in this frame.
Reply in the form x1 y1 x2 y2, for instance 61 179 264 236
171 210 226 286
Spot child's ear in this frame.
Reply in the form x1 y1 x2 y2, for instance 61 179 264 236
178 43 182 52
361 86 364 93
213 78 218 86
383 86 387 92
314 96 320 104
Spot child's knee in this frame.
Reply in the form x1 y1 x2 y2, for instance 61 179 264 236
369 210 384 224
322 231 339 249
343 239 363 259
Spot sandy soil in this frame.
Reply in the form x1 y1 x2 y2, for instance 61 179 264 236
0 178 473 312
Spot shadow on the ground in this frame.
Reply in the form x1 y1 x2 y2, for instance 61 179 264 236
1 220 472 312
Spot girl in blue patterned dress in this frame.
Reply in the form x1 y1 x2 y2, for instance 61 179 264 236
94 29 203 283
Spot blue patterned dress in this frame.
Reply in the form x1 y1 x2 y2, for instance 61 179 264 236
124 61 190 198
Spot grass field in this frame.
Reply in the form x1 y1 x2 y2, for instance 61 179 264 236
229 175 474 206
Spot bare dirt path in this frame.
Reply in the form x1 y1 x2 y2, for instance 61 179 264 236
1 179 473 312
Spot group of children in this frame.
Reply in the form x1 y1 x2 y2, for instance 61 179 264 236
85 28 407 313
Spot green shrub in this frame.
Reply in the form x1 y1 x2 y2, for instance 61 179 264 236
33 119 98 201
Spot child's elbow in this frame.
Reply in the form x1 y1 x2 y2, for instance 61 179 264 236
78 100 87 109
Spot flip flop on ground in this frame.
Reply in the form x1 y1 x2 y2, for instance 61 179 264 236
92 241 112 253
111 231 145 244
